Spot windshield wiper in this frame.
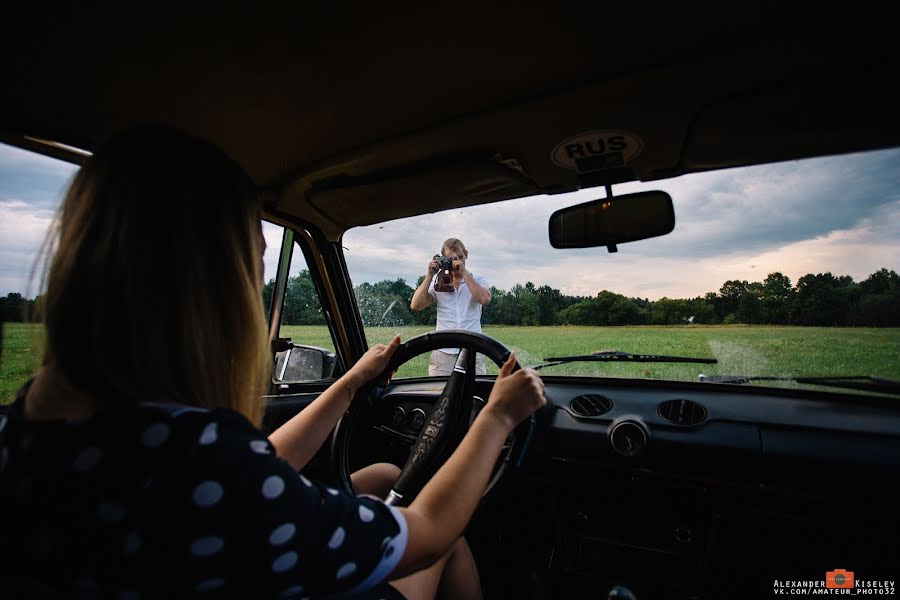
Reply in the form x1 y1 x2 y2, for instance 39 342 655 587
698 374 900 396
534 350 717 371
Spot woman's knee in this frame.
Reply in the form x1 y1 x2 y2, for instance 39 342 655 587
351 462 401 498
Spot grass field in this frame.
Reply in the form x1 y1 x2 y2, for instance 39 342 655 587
3 322 899 403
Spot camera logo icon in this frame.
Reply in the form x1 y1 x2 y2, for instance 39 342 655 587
826 569 854 589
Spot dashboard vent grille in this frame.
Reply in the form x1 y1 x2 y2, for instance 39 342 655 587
658 399 707 426
570 394 613 417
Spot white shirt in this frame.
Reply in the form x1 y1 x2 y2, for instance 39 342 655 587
428 272 489 355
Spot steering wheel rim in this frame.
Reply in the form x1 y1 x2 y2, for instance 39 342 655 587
331 330 535 506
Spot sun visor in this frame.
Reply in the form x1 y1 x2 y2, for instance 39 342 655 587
683 76 900 170
304 158 541 240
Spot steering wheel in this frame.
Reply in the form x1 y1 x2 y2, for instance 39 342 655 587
331 330 535 507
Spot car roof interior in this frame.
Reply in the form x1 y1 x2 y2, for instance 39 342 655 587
2 3 899 240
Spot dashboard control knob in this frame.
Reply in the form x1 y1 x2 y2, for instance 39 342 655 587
609 420 648 457
408 408 427 432
390 406 406 427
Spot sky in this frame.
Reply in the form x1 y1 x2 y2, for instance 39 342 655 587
2 142 899 300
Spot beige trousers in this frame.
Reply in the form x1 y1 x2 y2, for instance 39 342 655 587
428 350 487 376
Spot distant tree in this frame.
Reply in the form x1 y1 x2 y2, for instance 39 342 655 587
559 291 644 326
0 292 39 323
558 299 603 326
853 292 900 326
651 297 694 325
736 282 764 324
790 273 849 326
760 272 793 324
535 285 567 325
859 268 900 295
284 270 326 325
717 280 749 319
509 283 540 326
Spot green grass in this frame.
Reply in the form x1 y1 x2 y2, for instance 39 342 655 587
4 322 899 403
286 324 900 386
1 323 45 404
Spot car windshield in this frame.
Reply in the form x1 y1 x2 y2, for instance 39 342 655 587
342 147 900 394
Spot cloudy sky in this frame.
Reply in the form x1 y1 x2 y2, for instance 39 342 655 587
2 142 899 300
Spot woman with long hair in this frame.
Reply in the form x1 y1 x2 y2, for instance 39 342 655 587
0 127 546 599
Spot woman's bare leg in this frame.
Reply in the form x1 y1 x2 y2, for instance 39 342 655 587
351 462 401 497
438 537 483 600
351 463 483 600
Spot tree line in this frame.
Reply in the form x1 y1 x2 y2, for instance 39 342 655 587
4 268 897 327
261 267 900 328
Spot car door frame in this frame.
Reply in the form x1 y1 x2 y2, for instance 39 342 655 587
261 211 368 433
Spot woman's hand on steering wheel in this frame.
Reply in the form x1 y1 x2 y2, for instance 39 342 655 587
346 335 402 387
480 353 547 432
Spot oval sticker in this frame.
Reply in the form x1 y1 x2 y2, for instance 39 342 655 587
551 131 643 171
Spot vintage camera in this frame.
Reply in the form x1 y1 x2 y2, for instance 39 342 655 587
433 254 456 292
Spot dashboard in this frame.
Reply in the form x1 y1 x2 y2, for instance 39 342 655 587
360 376 900 598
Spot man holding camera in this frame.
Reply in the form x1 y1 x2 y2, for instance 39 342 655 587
410 237 492 376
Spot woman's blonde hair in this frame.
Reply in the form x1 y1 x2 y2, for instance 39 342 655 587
39 127 270 425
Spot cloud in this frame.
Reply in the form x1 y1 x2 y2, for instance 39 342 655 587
0 143 78 211
0 200 56 295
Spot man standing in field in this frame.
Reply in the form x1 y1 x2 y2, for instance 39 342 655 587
410 237 492 376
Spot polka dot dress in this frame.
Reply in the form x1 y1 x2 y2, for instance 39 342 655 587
0 388 408 599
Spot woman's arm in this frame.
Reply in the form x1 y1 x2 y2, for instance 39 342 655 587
269 335 401 471
392 354 545 575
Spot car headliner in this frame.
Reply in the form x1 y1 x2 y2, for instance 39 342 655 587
2 3 899 240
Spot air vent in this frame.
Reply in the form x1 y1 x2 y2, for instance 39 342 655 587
570 394 613 417
658 399 707 426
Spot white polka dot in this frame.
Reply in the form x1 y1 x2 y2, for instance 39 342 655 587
336 561 357 580
327 526 345 550
192 481 224 507
358 505 375 523
190 536 224 557
279 585 304 598
193 578 225 592
272 551 298 573
73 447 102 472
299 474 312 487
249 440 271 454
97 500 127 524
199 422 218 445
123 531 141 557
269 523 296 546
326 487 339 496
142 423 170 448
262 475 285 499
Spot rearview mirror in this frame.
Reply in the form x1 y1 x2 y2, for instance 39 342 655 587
548 190 674 250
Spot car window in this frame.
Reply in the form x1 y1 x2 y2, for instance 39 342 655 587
0 143 78 403
343 146 900 393
262 224 336 384
0 143 337 402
